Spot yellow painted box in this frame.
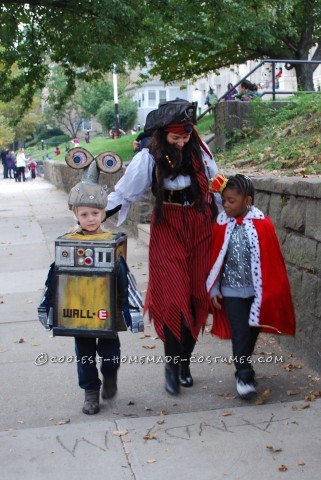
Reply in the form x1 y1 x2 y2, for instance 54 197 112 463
52 231 127 338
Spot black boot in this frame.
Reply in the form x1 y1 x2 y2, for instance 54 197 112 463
179 325 196 387
83 389 100 415
102 371 118 399
165 364 180 395
164 325 180 395
179 364 193 387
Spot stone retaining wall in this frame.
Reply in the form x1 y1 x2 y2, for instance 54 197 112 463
253 175 321 371
44 160 321 371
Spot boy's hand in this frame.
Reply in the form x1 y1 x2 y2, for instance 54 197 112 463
212 294 223 310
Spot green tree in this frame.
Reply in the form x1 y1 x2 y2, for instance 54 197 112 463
43 65 86 138
0 116 14 148
78 75 128 117
97 96 137 132
140 0 321 90
0 96 43 144
0 0 144 109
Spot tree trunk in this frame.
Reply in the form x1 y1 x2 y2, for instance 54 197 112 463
294 63 315 91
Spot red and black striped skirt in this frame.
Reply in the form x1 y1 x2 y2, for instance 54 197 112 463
145 203 213 342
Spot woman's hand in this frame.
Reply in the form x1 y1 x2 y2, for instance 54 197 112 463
212 294 223 310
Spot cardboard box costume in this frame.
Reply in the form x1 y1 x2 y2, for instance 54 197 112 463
38 147 144 337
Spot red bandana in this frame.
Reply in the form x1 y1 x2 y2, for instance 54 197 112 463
164 122 193 135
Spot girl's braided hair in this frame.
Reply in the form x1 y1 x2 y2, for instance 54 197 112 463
225 174 255 203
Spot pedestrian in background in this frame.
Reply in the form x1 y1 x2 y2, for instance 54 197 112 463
1 149 8 179
222 83 238 102
6 150 15 179
15 147 27 182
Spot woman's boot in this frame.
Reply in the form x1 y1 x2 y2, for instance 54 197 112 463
164 325 180 395
179 325 196 387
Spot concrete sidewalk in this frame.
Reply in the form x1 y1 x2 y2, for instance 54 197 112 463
0 172 321 479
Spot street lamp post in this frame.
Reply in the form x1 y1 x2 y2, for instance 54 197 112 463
113 65 120 139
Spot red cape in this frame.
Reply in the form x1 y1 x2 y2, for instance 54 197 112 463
209 217 296 339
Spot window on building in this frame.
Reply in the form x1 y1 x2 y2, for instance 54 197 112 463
159 90 167 103
148 90 156 107
77 118 92 131
82 119 92 131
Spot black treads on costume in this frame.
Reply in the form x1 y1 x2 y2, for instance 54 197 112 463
41 262 55 315
116 254 143 311
116 255 130 311
38 262 56 330
105 204 122 219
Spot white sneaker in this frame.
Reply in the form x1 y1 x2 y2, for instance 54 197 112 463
236 379 257 399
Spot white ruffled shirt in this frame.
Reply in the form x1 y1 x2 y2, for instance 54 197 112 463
106 147 221 226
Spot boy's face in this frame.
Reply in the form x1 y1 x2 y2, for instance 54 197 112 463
222 188 252 218
76 206 103 234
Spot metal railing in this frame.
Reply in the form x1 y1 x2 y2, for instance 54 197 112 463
198 59 321 121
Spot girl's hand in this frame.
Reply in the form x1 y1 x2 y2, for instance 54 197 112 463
212 294 223 310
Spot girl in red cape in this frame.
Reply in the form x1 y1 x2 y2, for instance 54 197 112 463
206 174 295 399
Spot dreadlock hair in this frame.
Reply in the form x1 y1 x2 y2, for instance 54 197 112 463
225 174 255 204
149 128 205 223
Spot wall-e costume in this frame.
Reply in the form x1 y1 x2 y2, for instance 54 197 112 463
38 147 144 338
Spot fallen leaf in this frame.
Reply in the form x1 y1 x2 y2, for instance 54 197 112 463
221 412 232 417
304 394 316 402
293 167 306 174
159 410 168 416
53 419 70 426
127 400 135 406
142 345 156 349
217 392 237 400
113 429 128 436
311 390 321 398
287 390 299 396
278 465 288 472
143 433 157 440
122 438 131 443
157 419 165 425
300 403 310 409
14 338 25 343
255 387 271 405
266 445 282 453
144 406 152 411
283 363 302 372
297 460 305 466
146 459 157 463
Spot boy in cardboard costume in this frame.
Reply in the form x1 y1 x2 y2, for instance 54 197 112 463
38 148 143 415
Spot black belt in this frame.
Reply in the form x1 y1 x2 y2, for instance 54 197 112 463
163 187 195 205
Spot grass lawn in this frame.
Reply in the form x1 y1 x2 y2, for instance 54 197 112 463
28 113 215 164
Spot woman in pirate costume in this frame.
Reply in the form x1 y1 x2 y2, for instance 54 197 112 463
106 99 222 395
